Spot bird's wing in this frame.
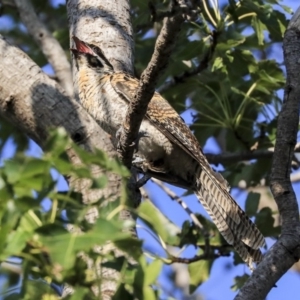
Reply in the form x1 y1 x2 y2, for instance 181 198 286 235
111 72 265 251
110 73 205 164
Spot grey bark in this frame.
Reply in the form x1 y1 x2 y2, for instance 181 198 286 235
67 0 134 75
66 1 136 298
13 0 73 97
235 6 300 300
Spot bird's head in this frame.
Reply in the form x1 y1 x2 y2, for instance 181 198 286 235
71 36 114 75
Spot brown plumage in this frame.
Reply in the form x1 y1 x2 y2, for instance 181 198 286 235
71 36 265 269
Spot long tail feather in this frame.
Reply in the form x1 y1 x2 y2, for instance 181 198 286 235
194 167 265 266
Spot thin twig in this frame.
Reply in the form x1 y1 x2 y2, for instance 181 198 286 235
146 179 232 264
151 178 204 231
205 149 274 164
151 178 211 256
158 30 219 93
204 143 300 165
169 250 229 264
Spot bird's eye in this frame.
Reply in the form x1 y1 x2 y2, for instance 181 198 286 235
88 56 103 68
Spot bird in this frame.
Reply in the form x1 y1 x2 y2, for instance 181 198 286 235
70 36 265 269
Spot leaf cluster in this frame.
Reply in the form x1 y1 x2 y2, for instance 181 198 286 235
0 0 294 298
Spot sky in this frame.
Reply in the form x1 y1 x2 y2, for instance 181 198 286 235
0 1 300 300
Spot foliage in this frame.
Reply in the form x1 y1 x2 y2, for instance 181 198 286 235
0 130 131 299
0 0 294 299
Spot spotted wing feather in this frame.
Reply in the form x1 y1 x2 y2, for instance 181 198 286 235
110 72 265 262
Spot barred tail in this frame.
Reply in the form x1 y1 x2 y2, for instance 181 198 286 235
194 167 265 267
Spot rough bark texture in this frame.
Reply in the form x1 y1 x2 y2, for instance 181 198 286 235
66 0 136 210
235 6 300 300
67 0 134 75
66 1 136 298
0 35 121 203
0 35 98 150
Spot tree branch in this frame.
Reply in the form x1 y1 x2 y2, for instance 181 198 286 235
117 1 186 169
169 250 228 264
0 34 121 195
66 0 138 214
13 0 73 97
235 7 300 300
1 0 16 8
205 149 274 164
203 143 300 165
0 36 99 152
0 32 128 299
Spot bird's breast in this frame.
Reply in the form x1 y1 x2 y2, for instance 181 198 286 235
78 73 127 135
77 71 198 186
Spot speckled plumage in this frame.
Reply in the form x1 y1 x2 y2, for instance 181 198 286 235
71 36 265 268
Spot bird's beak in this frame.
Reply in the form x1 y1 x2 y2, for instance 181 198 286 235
72 36 94 55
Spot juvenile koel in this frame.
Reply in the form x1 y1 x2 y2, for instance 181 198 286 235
71 36 265 269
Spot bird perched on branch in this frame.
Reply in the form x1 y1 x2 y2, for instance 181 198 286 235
71 36 265 269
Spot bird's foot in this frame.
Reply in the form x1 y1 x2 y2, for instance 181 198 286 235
132 155 151 174
132 155 145 165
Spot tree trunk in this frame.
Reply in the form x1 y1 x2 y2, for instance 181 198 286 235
66 1 136 298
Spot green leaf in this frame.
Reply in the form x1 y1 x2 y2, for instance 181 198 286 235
145 259 162 285
175 40 204 61
231 274 249 291
68 287 91 300
4 159 22 184
211 56 224 71
279 4 293 14
1 209 44 259
113 283 135 300
252 16 264 45
44 128 70 156
142 286 156 300
133 256 147 299
188 259 212 293
39 218 132 271
21 159 51 178
245 192 260 217
217 37 246 52
22 279 57 299
114 238 143 260
73 145 129 177
90 175 108 189
2 230 32 260
51 156 73 174
229 159 272 187
137 201 180 243
0 184 13 202
256 207 280 237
